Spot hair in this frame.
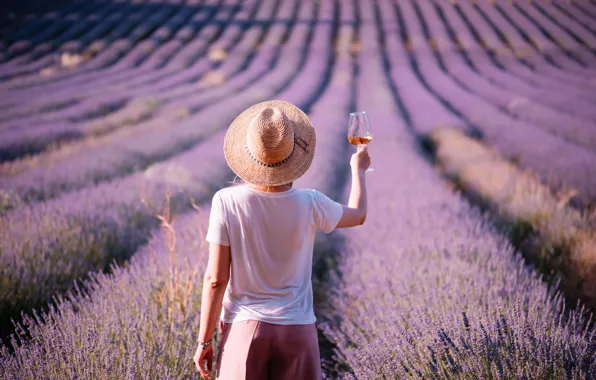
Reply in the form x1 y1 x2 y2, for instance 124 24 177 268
226 175 245 187
225 176 293 191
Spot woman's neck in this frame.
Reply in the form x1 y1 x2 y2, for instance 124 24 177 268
248 183 292 193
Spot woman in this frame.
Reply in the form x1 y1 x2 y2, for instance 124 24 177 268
193 100 370 379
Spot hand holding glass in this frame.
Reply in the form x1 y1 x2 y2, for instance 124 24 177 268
348 111 374 172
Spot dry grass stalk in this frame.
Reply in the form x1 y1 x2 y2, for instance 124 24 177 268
153 194 205 348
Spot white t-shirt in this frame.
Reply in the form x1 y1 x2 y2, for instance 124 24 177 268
205 184 343 325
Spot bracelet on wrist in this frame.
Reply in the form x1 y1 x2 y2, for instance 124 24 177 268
198 339 212 348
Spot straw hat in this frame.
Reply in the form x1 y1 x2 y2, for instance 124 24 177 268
224 100 316 186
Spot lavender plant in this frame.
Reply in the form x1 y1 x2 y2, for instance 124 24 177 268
319 2 596 377
391 0 596 202
0 0 331 342
0 0 260 163
0 0 301 206
0 131 232 338
0 0 595 379
0 205 211 379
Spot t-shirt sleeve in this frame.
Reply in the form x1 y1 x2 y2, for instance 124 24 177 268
312 190 344 234
205 192 230 246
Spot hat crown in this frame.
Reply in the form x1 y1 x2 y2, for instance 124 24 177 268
246 107 294 164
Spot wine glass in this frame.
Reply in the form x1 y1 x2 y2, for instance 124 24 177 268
347 111 373 172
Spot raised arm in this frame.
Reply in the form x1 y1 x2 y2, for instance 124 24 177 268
336 145 370 228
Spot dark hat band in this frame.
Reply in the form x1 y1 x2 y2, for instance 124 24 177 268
244 136 309 168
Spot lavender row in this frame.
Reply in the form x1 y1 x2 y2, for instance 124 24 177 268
0 3 158 83
0 1 237 130
429 0 596 113
512 1 596 80
0 1 106 61
0 0 235 97
0 0 228 105
375 0 592 144
419 0 596 151
0 0 273 160
0 1 131 77
400 0 595 108
496 0 596 77
321 2 596 377
2 0 592 101
0 0 95 70
0 99 159 162
65 0 592 104
148 0 311 112
0 207 213 379
0 126 230 337
116 0 288 103
0 2 188 89
0 0 268 134
0 0 222 105
0 0 281 121
1 2 85 54
0 0 228 114
392 0 596 109
473 1 596 83
0 6 335 375
99 2 213 72
440 1 596 122
60 1 238 88
387 0 596 202
294 24 354 193
0 0 307 207
0 0 331 343
559 1 596 37
463 1 596 116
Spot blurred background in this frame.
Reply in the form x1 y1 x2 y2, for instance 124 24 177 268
1 0 596 378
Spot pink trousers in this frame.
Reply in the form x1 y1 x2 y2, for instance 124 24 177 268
216 320 322 380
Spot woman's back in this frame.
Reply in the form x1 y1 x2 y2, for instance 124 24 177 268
206 184 343 325
194 100 370 379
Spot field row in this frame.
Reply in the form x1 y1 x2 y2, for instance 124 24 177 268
0 0 327 337
0 0 595 205
1 0 595 378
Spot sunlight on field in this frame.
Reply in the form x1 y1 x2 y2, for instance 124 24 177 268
0 0 595 378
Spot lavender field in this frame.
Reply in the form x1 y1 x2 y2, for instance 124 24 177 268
1 0 596 378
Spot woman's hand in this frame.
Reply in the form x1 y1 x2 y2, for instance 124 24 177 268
350 145 371 173
194 343 214 379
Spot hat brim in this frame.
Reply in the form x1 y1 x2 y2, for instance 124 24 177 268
224 100 316 186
